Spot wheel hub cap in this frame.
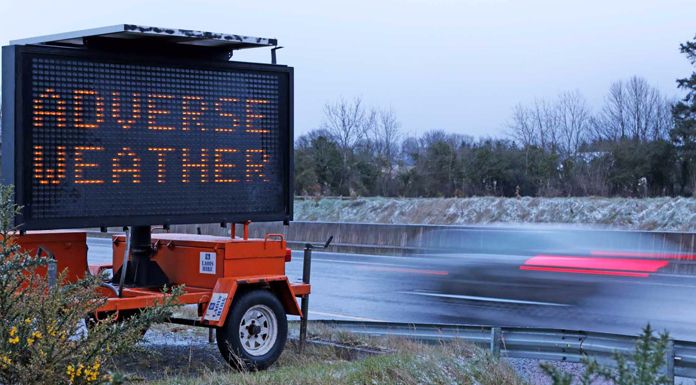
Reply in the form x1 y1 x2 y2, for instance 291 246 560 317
239 304 278 356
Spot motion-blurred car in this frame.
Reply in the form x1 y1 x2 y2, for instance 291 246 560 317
418 227 692 306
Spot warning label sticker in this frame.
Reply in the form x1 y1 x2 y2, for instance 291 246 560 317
204 293 228 321
200 252 216 275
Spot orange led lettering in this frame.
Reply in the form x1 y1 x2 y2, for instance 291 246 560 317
245 149 270 181
147 94 175 131
33 145 66 185
214 148 240 183
112 147 141 184
214 97 240 133
33 88 67 128
181 148 209 183
182 95 207 131
147 147 175 183
74 146 104 184
245 99 270 134
72 90 104 129
111 92 141 129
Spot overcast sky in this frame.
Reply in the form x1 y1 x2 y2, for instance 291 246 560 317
0 0 694 139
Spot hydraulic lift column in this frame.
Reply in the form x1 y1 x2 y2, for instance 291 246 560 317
124 226 168 287
131 226 151 286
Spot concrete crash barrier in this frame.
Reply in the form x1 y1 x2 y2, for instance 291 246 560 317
171 222 696 275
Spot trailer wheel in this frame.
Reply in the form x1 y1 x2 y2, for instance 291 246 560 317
216 290 287 371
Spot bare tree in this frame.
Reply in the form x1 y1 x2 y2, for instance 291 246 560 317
530 99 560 152
320 97 374 195
593 76 674 142
652 94 676 141
376 108 401 161
509 98 561 153
626 76 651 140
509 103 536 147
556 90 591 156
369 108 401 195
594 81 627 142
321 97 370 150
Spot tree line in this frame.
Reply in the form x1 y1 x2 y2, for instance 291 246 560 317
295 35 696 198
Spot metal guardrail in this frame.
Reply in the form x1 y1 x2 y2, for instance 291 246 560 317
309 320 696 380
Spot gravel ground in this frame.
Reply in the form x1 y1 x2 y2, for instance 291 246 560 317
113 326 228 380
507 357 693 385
507 358 611 385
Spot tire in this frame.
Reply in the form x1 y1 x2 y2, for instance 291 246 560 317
216 290 288 371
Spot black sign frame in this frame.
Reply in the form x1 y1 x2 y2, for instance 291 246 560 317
1 44 294 230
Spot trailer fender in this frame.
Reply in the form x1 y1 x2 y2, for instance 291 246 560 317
203 276 301 327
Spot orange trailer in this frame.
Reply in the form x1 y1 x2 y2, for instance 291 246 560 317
15 224 311 370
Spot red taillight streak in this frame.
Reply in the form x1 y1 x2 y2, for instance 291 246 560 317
525 255 668 272
591 250 696 260
520 265 649 278
284 249 292 262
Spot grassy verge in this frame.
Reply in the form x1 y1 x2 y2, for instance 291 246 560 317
111 322 526 385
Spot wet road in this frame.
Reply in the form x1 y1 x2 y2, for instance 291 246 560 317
87 237 696 340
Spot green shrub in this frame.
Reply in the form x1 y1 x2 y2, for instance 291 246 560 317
0 185 179 385
542 324 672 385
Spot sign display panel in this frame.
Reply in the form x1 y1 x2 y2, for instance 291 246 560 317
2 46 293 229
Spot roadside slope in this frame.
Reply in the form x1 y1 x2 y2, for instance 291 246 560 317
294 196 696 231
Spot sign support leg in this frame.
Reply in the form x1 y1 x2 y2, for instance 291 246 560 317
298 244 312 353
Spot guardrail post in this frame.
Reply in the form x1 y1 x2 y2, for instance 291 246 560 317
663 338 675 384
490 327 502 358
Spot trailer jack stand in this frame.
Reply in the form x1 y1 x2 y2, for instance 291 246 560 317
208 328 215 344
298 236 333 354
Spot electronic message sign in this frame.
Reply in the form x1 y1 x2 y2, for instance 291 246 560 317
2 45 293 230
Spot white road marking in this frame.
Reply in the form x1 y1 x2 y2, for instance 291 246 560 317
310 251 419 261
309 311 386 322
404 291 570 307
311 258 422 269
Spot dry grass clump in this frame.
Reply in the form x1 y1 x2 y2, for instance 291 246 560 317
134 324 526 385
